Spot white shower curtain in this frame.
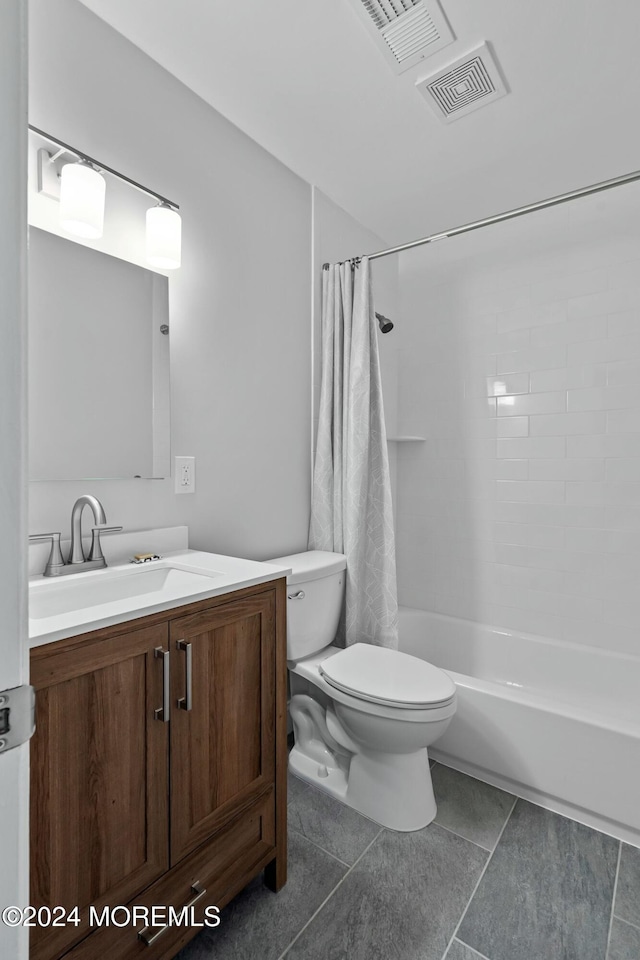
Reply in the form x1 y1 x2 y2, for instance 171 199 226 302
309 256 398 649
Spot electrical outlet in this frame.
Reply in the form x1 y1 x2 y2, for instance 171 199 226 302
174 456 195 494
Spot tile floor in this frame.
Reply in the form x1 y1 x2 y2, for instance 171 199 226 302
176 762 639 960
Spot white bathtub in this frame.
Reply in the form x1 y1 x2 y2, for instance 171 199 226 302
399 606 640 847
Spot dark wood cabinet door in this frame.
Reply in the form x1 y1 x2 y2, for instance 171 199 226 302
169 591 276 864
29 623 170 960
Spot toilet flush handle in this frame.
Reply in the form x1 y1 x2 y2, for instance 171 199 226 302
288 590 305 600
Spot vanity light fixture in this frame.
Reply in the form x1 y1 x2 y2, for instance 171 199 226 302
59 160 106 239
31 124 182 269
146 202 182 270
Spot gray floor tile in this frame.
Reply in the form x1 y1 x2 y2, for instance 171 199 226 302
432 763 515 850
287 770 310 805
288 784 381 865
285 823 488 960
175 831 347 960
615 843 640 928
446 939 492 960
608 918 640 960
459 800 619 960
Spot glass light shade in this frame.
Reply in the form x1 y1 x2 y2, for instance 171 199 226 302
146 204 182 270
59 162 106 239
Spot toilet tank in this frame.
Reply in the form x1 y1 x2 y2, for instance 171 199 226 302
267 550 346 660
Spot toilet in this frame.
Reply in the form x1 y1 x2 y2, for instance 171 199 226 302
269 550 457 832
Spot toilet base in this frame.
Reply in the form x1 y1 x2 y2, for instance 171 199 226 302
289 744 437 832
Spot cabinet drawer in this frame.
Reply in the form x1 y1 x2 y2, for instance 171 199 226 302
61 788 275 960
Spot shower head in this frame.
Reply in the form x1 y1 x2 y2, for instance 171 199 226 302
375 312 394 333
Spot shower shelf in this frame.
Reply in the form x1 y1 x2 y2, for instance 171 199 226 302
386 436 425 442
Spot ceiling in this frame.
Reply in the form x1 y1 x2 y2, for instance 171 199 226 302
77 0 640 246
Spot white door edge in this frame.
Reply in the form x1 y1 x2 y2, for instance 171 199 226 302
0 2 29 958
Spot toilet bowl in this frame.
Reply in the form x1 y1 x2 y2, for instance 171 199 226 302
268 550 457 831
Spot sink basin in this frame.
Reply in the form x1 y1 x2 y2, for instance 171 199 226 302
28 548 292 648
29 564 222 620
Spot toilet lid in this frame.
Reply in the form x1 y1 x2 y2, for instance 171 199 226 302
319 643 456 709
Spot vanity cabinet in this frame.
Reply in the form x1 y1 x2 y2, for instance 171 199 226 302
29 578 287 960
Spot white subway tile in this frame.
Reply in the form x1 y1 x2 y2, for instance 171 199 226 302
529 411 607 436
568 286 639 320
495 305 536 333
530 368 571 393
465 376 492 398
602 598 640 628
560 570 605 599
530 316 607 347
494 328 531 354
604 434 640 457
529 365 606 393
497 344 567 374
568 434 640 458
497 392 565 417
493 501 604 528
532 590 603 621
605 553 640 580
607 309 640 338
604 482 640 505
564 527 610 552
529 269 607 306
605 458 640 481
473 286 531 314
602 384 640 410
464 397 497 418
495 481 527 502
496 480 565 503
396 245 640 651
605 504 640 530
460 356 498 379
493 563 560 593
462 418 500 440
607 360 640 386
606 528 640 554
529 459 605 481
492 543 549 567
496 417 529 438
497 436 566 459
607 409 640 433
566 387 604 411
607 259 640 289
486 373 530 396
490 522 565 548
565 482 606 505
559 618 615 649
566 435 607 458
568 335 640 365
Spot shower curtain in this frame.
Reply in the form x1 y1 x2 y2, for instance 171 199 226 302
309 256 398 649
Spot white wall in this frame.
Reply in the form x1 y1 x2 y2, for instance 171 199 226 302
396 183 640 657
312 188 399 511
28 0 312 560
0 2 30 956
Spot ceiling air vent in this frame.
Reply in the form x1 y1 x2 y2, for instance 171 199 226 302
416 42 508 121
347 0 455 74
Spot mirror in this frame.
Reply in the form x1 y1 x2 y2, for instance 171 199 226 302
28 227 170 480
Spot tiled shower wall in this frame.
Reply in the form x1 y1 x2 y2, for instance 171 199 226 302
396 192 640 657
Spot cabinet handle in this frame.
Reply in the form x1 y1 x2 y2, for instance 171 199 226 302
154 647 170 722
177 640 192 711
137 881 206 946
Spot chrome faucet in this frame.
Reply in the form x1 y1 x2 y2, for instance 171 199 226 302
29 495 122 577
69 495 107 563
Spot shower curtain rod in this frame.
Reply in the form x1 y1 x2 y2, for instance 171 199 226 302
364 167 640 262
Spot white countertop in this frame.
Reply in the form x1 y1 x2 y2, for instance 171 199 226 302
29 549 291 648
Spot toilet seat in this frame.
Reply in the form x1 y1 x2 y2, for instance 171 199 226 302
320 643 456 710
